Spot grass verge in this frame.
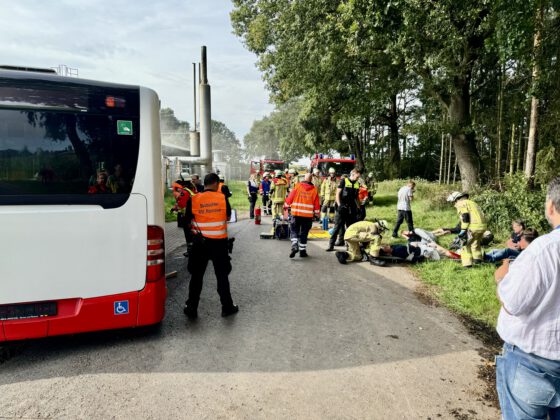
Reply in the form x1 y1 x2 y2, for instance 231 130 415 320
366 179 502 330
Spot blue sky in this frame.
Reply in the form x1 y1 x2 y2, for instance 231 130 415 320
0 0 273 139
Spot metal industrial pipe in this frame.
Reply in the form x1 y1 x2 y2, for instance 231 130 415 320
173 46 212 173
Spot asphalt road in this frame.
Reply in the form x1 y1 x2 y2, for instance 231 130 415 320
0 218 499 419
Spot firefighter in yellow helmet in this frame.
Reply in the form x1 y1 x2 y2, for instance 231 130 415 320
446 191 487 268
312 168 323 198
335 220 389 266
320 167 338 222
270 169 289 220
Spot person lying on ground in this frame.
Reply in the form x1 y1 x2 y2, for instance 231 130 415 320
484 228 539 263
400 229 460 260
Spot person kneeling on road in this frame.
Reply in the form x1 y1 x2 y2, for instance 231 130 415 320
335 220 389 266
285 173 320 258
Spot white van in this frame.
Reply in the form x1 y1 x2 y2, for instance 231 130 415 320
0 67 166 341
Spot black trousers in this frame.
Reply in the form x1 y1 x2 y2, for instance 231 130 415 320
262 194 270 214
393 210 414 235
249 193 258 218
329 205 358 246
290 216 313 249
186 237 234 309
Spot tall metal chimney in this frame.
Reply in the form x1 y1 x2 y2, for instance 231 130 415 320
199 45 212 173
189 62 200 156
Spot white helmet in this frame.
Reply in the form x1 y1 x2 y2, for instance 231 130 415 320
377 219 389 232
289 168 296 174
274 169 283 177
446 191 468 203
368 172 374 178
263 171 270 178
328 167 336 174
313 168 320 175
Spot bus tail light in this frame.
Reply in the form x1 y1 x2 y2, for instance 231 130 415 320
147 225 165 282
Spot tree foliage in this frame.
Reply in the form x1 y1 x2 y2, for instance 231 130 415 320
232 0 560 188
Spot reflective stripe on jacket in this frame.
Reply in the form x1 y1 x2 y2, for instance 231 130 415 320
287 183 319 218
457 199 486 231
270 178 289 204
191 191 228 239
321 178 337 201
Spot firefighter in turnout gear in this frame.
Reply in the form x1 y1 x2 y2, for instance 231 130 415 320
288 168 298 190
270 170 289 220
446 191 487 268
320 167 338 222
285 173 320 258
311 168 323 201
183 173 238 319
335 220 389 266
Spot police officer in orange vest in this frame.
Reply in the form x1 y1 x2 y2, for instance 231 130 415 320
285 173 320 258
183 173 238 319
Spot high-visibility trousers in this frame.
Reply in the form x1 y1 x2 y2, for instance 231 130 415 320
461 229 485 267
346 235 382 261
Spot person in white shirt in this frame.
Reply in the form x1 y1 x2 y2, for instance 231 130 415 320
494 176 560 419
392 180 416 238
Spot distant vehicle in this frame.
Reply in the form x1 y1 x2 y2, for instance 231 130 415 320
0 67 166 342
250 159 287 176
310 154 356 178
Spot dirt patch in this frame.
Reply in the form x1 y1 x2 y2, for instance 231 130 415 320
414 283 441 307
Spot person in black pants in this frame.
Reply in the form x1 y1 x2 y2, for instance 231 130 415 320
183 173 238 319
247 173 259 219
392 180 416 238
327 169 361 252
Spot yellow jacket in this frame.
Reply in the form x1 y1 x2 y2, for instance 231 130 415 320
456 199 486 231
320 177 338 201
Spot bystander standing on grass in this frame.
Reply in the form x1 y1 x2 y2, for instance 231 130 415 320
392 180 416 238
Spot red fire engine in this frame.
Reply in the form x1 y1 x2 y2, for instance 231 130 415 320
310 154 356 178
250 159 287 176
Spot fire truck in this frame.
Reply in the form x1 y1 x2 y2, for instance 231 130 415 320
310 154 356 178
250 159 287 176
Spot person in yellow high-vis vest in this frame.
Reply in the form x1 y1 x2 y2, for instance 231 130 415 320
335 220 389 266
270 170 289 220
320 168 338 222
446 191 487 268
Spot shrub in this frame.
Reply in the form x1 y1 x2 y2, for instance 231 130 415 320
474 173 548 238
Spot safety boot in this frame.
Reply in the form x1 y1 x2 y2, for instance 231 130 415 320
335 251 348 264
183 305 198 320
299 250 308 258
334 240 345 247
221 305 239 317
326 243 335 252
290 243 298 258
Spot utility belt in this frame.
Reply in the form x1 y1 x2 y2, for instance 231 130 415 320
191 233 235 254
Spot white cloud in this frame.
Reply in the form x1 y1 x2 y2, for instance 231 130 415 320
0 0 273 138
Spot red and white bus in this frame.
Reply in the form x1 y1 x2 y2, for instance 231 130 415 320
0 67 166 341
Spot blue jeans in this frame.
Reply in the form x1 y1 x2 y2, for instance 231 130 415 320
496 343 560 419
485 248 520 263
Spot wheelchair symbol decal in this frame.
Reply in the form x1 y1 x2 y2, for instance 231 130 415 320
114 300 129 315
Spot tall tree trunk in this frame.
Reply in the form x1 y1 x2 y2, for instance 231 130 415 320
448 94 480 190
517 122 524 172
388 94 401 178
525 1 544 182
509 123 516 175
447 135 453 185
439 130 446 184
496 66 504 179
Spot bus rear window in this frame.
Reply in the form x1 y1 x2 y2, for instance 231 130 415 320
0 108 140 208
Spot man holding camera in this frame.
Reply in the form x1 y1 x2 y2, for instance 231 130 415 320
183 173 238 319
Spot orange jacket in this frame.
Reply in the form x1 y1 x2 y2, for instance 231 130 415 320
358 185 369 202
285 182 320 218
190 191 228 239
